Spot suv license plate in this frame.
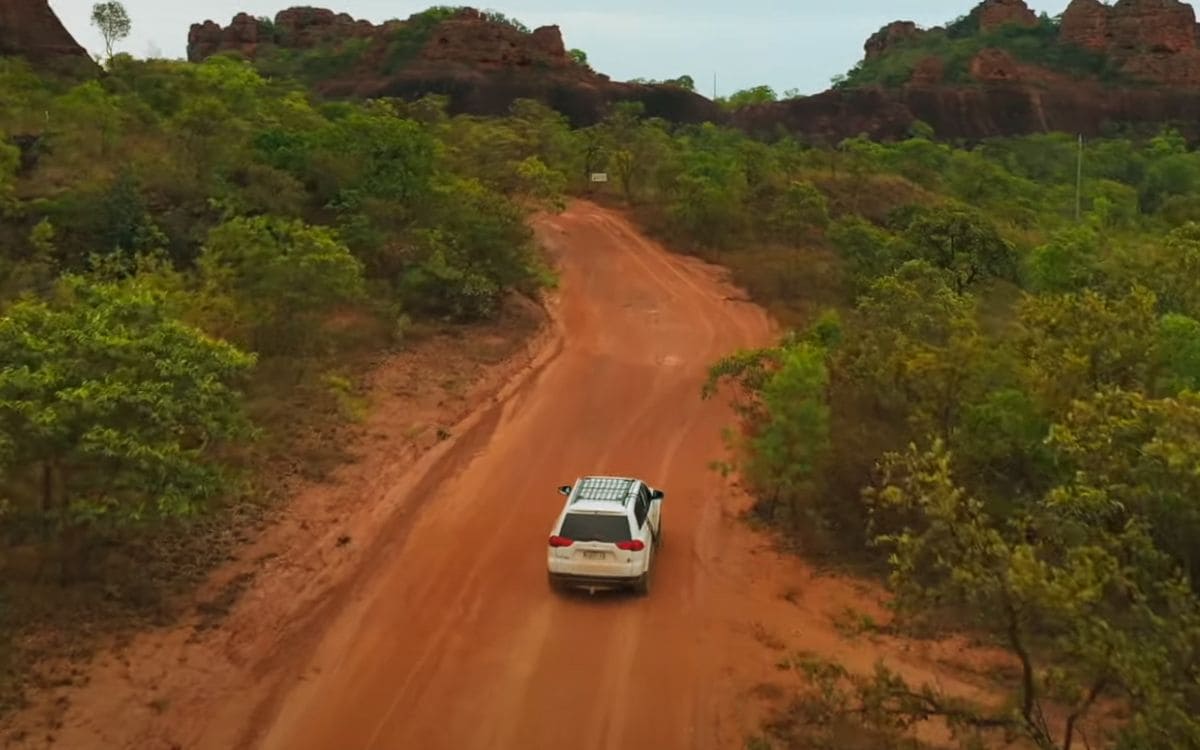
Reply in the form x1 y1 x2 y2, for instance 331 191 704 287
583 551 606 560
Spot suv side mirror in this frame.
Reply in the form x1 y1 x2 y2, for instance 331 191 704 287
650 489 664 501
558 485 572 496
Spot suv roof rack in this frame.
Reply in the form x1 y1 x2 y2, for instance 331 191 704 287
571 476 636 505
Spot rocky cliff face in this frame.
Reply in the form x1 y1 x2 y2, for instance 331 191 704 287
977 0 1039 31
772 0 1200 142
0 0 97 73
1059 0 1109 51
734 82 1200 143
859 0 1200 87
864 21 923 61
187 7 379 63
1075 0 1200 85
188 6 718 126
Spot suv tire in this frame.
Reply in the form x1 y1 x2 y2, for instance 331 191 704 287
633 568 651 596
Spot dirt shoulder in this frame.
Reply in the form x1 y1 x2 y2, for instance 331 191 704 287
1 291 556 750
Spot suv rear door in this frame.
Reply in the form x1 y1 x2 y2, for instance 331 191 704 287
554 511 645 577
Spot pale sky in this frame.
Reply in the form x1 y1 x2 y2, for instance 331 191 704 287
51 0 1068 95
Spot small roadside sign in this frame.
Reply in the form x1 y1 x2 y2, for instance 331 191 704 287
590 173 608 183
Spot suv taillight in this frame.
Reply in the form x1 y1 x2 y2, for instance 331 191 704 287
548 535 574 547
616 540 645 551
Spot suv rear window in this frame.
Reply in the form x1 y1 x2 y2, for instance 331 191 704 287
559 513 631 542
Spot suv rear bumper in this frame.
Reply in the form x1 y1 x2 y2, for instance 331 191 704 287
549 572 643 589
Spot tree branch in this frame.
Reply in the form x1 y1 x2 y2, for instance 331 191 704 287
1003 595 1055 748
1063 675 1108 750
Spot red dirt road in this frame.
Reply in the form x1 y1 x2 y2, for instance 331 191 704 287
13 202 1006 750
249 203 776 750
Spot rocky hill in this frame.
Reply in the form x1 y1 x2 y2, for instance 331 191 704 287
182 0 1200 142
0 0 97 74
735 0 1200 141
7 0 1200 142
187 6 718 126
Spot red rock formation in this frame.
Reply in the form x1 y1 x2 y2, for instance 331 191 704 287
969 48 1025 82
419 11 573 70
274 6 375 49
187 6 718 127
735 0 1200 143
866 1 1200 89
1120 47 1200 82
977 0 1038 31
731 82 1200 144
864 21 922 61
910 56 946 85
1060 0 1110 51
1061 0 1200 59
0 0 97 72
187 13 266 62
967 48 1072 85
530 26 568 60
180 1 1200 144
1108 0 1196 55
1098 0 1200 85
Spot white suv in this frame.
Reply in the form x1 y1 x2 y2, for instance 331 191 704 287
546 476 665 595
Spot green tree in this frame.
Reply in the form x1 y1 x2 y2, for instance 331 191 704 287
1087 179 1139 229
1016 286 1158 411
1049 388 1200 583
95 170 168 264
593 101 673 203
899 205 1018 293
827 216 900 290
888 133 952 186
1025 225 1101 293
767 180 829 244
514 155 567 211
400 177 541 320
567 48 588 66
90 2 132 62
667 125 747 246
865 440 1200 750
0 275 255 572
1140 223 1200 317
1156 313 1200 394
704 338 833 532
844 261 984 439
720 85 777 109
667 74 696 91
743 344 831 529
0 140 17 214
309 105 437 210
198 216 366 353
956 386 1053 503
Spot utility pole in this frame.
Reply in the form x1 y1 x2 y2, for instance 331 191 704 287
1075 133 1084 222
713 72 717 101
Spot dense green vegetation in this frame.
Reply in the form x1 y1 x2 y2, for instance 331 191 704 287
838 12 1124 88
0 51 569 708
661 128 1200 747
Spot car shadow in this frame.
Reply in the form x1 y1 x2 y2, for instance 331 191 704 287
549 585 646 605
